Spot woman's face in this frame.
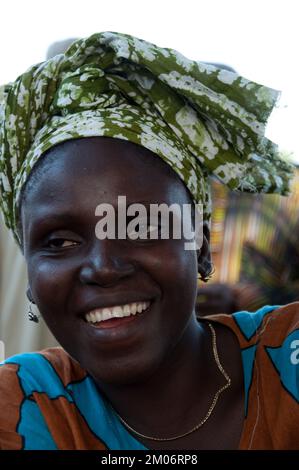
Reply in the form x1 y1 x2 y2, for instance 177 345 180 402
21 137 201 384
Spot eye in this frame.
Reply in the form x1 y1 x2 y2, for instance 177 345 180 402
46 238 79 249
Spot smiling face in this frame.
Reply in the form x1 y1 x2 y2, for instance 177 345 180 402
21 137 204 385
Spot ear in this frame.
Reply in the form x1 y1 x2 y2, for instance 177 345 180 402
197 224 212 282
26 286 35 304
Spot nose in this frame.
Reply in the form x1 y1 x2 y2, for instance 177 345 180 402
78 238 136 287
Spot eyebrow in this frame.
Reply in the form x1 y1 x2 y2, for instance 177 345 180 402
28 212 85 234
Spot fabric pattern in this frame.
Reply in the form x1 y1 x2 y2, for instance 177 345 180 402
0 32 294 244
0 303 298 450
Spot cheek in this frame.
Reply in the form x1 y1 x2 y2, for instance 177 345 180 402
141 241 198 304
27 257 74 317
167 247 198 307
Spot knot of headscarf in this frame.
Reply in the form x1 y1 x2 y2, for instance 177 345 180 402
0 31 294 244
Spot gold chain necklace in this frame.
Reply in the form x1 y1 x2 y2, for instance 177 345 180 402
112 322 231 442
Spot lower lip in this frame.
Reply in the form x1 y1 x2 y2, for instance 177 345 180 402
86 304 151 329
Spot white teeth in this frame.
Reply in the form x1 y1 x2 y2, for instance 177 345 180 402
137 303 143 313
85 301 150 324
102 308 112 321
123 305 131 315
86 313 91 322
131 303 137 315
112 306 123 317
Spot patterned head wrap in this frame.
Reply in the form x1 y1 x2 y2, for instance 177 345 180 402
0 32 294 244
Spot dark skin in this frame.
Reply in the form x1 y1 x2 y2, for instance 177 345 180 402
21 137 244 450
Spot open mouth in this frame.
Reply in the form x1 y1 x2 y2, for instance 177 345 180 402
84 300 152 329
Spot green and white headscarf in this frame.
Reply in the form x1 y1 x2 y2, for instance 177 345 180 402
0 31 294 244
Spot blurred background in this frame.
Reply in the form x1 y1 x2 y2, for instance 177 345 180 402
0 0 298 356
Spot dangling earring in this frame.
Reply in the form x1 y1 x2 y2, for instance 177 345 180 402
28 302 40 323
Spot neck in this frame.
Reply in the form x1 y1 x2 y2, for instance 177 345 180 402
95 315 219 438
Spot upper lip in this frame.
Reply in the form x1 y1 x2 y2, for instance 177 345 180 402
79 296 154 316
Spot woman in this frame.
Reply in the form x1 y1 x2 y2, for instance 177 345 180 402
0 32 298 450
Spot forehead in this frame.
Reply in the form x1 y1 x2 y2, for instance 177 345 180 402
23 137 192 213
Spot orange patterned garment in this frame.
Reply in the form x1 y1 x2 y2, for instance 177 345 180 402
0 303 298 449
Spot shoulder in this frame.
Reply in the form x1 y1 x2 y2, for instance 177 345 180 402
209 304 299 448
207 302 299 347
0 347 87 389
0 348 87 449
